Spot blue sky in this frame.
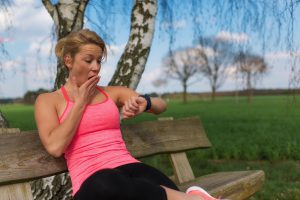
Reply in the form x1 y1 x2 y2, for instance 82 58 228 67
0 0 300 98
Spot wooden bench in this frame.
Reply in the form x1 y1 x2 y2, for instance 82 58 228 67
0 117 265 200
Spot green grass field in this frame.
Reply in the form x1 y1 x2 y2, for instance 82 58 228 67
1 95 300 199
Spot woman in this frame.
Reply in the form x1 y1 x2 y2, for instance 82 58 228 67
34 29 224 200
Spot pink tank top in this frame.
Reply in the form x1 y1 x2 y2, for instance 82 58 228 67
59 86 140 196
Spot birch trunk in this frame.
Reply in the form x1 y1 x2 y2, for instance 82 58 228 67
33 0 158 199
30 1 88 199
0 110 9 128
42 0 89 90
109 0 158 89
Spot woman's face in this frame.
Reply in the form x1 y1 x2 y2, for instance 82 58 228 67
67 44 103 86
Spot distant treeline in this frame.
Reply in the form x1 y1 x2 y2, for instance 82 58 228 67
0 88 299 104
161 88 300 99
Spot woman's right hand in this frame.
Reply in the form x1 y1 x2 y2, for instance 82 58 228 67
70 75 100 106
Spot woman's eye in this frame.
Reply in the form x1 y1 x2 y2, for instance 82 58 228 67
97 60 102 64
85 60 92 63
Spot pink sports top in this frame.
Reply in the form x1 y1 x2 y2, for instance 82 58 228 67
59 86 140 196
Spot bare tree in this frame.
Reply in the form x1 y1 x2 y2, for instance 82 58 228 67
162 47 206 103
234 51 268 103
198 36 235 101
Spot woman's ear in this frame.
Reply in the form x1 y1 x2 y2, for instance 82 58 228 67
64 55 72 70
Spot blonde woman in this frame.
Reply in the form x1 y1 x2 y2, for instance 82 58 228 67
35 29 225 200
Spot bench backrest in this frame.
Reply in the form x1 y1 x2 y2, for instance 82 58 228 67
0 117 211 186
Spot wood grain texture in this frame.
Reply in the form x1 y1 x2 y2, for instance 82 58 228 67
170 152 195 184
122 117 212 158
0 131 67 185
0 128 21 134
0 182 33 200
178 170 265 200
0 117 211 185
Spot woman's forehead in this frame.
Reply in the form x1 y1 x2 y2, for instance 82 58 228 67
78 44 102 56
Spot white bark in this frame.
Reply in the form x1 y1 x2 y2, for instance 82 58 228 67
42 0 88 89
109 0 158 89
32 2 89 199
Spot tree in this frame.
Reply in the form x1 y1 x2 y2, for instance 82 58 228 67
234 51 268 103
162 47 206 103
31 0 158 199
0 109 9 128
42 0 89 89
108 0 157 89
41 0 158 90
198 36 235 101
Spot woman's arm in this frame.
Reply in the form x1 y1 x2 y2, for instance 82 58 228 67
107 86 167 119
35 76 100 157
35 94 85 157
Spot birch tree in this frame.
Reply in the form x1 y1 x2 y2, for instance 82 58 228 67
42 0 89 89
30 1 158 199
109 0 157 89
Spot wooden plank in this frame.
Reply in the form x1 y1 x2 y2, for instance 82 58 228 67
178 170 265 200
122 117 212 158
0 128 21 134
0 182 33 200
0 131 67 185
169 152 195 184
0 129 33 199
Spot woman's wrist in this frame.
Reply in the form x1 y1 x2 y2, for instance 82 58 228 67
74 101 86 112
139 94 152 112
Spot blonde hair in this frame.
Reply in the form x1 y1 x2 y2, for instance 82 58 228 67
55 29 107 67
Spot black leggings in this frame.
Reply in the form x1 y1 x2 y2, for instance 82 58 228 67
74 162 179 200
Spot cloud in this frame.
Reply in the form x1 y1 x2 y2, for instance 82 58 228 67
265 51 300 60
216 31 249 43
106 44 125 55
3 0 53 42
0 37 13 43
2 60 16 71
160 20 187 29
28 40 54 57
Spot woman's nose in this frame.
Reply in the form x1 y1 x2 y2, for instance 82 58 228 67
91 61 100 71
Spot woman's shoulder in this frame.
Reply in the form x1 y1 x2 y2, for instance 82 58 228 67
35 90 63 107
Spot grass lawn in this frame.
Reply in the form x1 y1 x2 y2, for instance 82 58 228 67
1 94 300 199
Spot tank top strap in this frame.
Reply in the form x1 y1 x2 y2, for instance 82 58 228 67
96 86 109 99
61 86 70 101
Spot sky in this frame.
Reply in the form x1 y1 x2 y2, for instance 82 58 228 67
0 0 300 98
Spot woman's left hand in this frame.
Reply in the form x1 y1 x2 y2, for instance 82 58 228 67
122 96 147 119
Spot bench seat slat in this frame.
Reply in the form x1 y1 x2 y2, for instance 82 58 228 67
0 131 67 185
178 170 265 200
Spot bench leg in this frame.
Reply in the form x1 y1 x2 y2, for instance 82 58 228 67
0 182 33 200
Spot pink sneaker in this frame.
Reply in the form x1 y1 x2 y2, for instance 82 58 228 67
186 186 226 200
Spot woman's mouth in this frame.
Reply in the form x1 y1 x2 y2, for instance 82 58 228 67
88 75 95 80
